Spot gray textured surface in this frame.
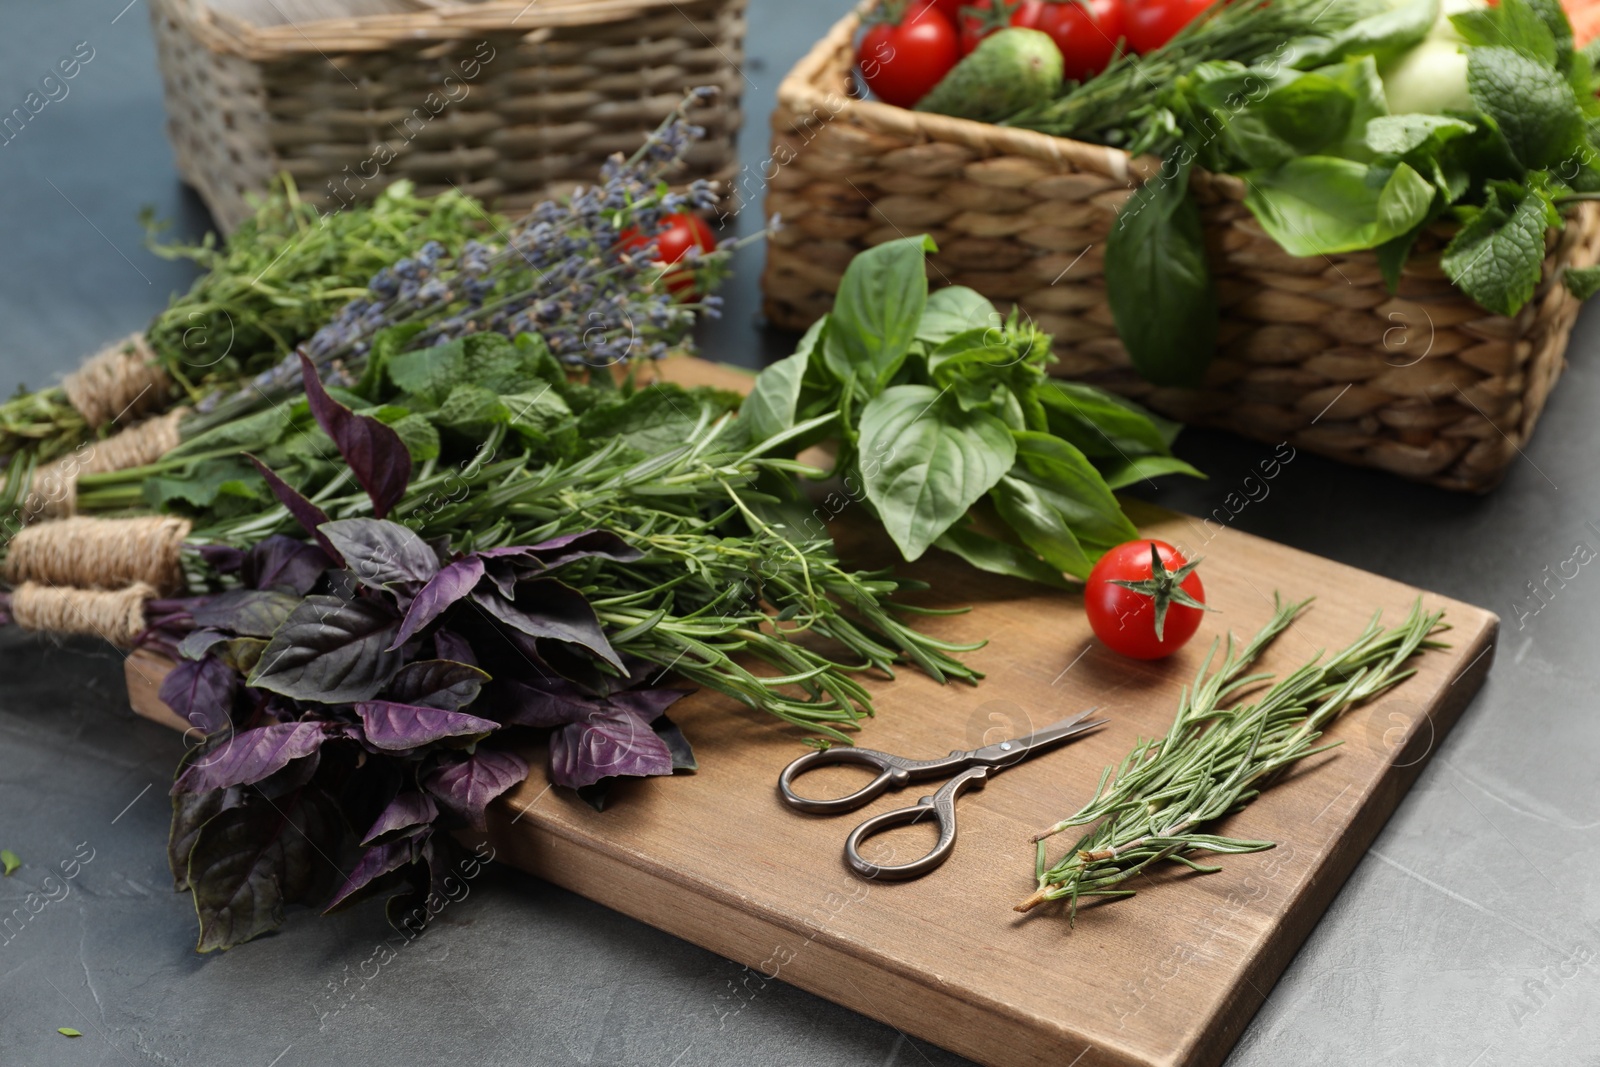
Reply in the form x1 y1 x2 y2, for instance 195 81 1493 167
1 2 1597 1065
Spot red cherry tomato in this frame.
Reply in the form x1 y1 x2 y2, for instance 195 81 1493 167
1123 0 1211 54
619 213 716 301
925 0 967 20
1031 0 1125 82
857 5 962 109
1084 540 1206 660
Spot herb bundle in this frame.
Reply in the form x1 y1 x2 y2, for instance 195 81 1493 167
0 179 493 468
745 235 1202 585
1017 596 1446 918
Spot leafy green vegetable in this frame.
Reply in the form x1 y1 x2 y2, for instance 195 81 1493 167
749 238 1201 583
1466 46 1587 171
1440 182 1560 316
859 385 1016 561
1563 264 1600 299
1243 157 1435 256
1104 154 1218 386
823 235 936 388
1281 0 1438 68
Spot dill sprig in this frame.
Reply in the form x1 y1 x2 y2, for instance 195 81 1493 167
1016 595 1447 917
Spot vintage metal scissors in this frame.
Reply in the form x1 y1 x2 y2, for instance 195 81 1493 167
777 707 1107 881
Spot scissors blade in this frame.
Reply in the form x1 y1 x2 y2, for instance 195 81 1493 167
968 706 1107 767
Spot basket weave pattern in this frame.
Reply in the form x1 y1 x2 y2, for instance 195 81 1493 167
150 0 748 231
761 7 1600 492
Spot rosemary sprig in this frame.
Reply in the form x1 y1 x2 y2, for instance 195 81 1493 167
1003 0 1366 146
1016 595 1447 917
184 413 983 741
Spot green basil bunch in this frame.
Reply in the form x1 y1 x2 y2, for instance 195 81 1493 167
746 236 1202 586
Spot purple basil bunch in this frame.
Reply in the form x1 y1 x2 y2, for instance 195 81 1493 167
147 356 695 950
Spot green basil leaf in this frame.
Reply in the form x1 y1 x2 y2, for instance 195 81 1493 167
1098 454 1207 490
1366 113 1477 157
917 286 998 345
858 384 1015 560
991 475 1095 578
1105 155 1217 387
1008 431 1138 550
744 317 823 444
933 524 1070 588
1037 380 1176 457
823 235 937 390
1282 0 1437 69
1243 157 1434 256
1466 46 1586 170
1308 56 1390 163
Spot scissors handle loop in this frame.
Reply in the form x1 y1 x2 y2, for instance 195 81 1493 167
844 767 989 881
778 748 910 814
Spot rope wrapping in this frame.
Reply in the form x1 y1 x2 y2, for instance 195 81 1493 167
60 335 171 429
3 516 192 595
10 581 154 648
22 409 188 522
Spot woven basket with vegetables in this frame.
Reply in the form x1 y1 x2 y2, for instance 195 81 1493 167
763 0 1600 491
149 0 748 231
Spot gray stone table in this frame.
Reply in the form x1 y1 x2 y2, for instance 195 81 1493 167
1 2 1597 1065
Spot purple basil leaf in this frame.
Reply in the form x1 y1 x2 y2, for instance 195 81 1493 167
432 629 477 667
384 659 490 711
325 835 419 913
319 518 440 598
245 453 342 564
159 655 237 736
188 786 341 951
549 706 673 789
496 675 604 728
354 700 498 752
421 749 528 831
190 589 301 638
248 595 405 703
176 628 229 661
173 722 330 794
168 786 242 891
360 791 438 847
608 686 693 724
299 352 412 519
652 715 698 773
482 561 519 600
471 579 623 670
244 535 332 595
198 544 246 575
389 556 484 650
480 530 643 572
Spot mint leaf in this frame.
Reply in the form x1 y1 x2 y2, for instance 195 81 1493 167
1563 265 1600 299
1441 187 1557 315
1452 0 1559 67
1466 46 1586 170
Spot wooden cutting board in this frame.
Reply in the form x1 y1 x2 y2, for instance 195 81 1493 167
122 356 1497 1067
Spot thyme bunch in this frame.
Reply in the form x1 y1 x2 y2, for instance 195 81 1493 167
1017 595 1446 917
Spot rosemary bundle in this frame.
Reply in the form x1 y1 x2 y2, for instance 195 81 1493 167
1017 595 1446 917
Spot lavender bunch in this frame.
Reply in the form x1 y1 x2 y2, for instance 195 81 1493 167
195 89 730 424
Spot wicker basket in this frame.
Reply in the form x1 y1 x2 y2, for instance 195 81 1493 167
148 0 748 231
761 5 1600 492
